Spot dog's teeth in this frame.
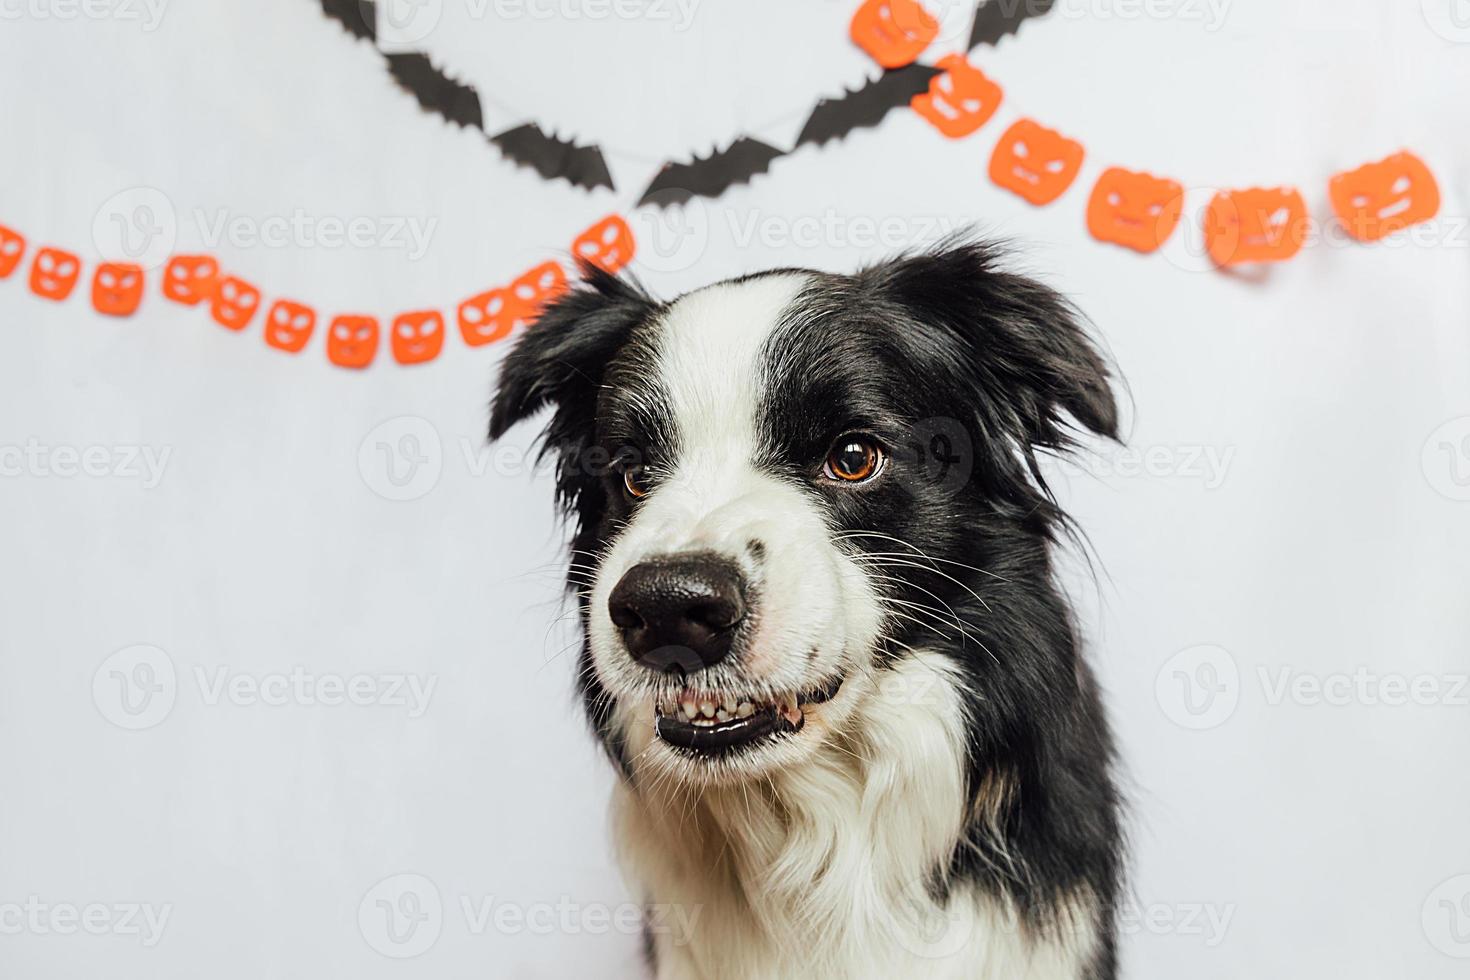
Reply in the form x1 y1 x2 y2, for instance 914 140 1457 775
778 694 801 725
736 701 753 718
716 709 731 722
681 700 698 721
699 700 716 718
721 695 736 712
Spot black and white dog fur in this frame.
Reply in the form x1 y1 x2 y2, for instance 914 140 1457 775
490 241 1123 979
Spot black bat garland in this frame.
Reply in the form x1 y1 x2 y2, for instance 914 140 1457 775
635 0 1057 204
312 0 1056 202
313 0 617 189
637 139 787 206
490 125 615 192
385 53 483 130
969 0 1057 49
320 0 374 42
795 65 943 148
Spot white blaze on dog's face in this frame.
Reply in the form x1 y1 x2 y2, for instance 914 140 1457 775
587 274 885 785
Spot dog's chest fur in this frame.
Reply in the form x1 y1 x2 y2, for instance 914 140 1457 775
613 656 1099 980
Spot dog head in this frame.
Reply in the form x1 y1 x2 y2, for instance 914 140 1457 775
490 240 1117 788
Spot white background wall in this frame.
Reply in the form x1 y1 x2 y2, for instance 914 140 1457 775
2 1 1469 977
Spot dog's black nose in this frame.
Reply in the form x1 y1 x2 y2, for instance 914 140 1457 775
608 554 746 673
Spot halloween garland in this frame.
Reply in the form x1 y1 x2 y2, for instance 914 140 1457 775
876 0 1444 259
0 214 636 369
1 1 1446 369
319 0 615 190
317 0 1054 200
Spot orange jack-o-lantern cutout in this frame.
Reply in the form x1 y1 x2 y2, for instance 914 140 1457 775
91 262 145 317
1086 168 1185 254
0 225 25 278
911 55 1003 139
162 254 219 305
209 275 261 330
851 0 939 69
572 215 636 274
391 310 445 365
263 299 317 353
511 261 568 313
457 287 520 347
1203 188 1309 267
29 247 81 301
989 119 1086 206
327 314 379 369
1329 151 1440 243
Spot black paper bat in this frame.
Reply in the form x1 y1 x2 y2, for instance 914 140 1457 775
488 124 615 192
321 0 375 42
384 53 483 130
794 64 942 148
636 138 786 206
968 0 1057 50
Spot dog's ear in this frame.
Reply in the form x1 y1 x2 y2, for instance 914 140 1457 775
860 239 1119 525
862 239 1119 452
489 263 657 440
489 263 658 512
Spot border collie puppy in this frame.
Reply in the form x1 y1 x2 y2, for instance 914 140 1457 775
490 241 1123 979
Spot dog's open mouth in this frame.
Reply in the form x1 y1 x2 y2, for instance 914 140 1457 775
653 675 843 754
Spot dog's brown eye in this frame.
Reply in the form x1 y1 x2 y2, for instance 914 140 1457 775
623 464 650 499
823 437 884 483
